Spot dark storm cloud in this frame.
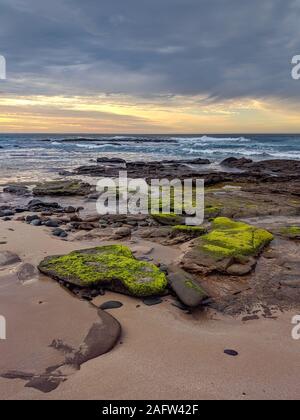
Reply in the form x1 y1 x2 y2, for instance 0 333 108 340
1 0 300 100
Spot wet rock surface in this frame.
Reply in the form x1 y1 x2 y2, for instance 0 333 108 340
168 266 208 308
100 301 124 310
0 251 21 267
33 180 91 196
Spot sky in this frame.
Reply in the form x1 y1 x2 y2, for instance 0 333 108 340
0 0 300 133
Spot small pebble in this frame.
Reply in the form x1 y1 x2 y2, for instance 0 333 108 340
100 301 123 310
224 349 239 357
143 297 163 306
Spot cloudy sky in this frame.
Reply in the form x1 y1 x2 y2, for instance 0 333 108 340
0 0 300 133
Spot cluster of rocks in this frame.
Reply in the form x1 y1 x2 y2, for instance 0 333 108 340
38 245 209 308
221 157 300 176
2 180 92 199
71 157 300 189
0 199 80 220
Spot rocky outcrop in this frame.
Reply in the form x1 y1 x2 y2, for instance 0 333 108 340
221 157 253 168
33 180 91 196
221 158 300 177
181 217 274 276
3 184 30 196
38 245 167 297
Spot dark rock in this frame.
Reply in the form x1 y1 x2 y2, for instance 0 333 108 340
0 251 21 267
224 349 239 357
64 206 76 213
96 157 126 164
3 184 30 196
31 219 42 226
26 214 40 223
221 157 253 168
28 199 62 212
45 220 59 228
143 297 163 306
168 266 208 308
52 228 67 238
14 207 28 213
27 199 43 207
100 301 124 310
0 209 15 217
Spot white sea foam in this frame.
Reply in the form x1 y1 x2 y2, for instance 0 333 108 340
170 135 251 143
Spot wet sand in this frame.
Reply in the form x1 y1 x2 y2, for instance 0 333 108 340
0 221 300 400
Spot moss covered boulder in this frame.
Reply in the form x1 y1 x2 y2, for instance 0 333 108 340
181 217 274 276
33 180 91 196
38 245 167 297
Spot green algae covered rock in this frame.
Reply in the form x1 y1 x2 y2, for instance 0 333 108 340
181 217 274 276
38 245 167 297
201 217 274 258
279 226 300 240
33 180 90 196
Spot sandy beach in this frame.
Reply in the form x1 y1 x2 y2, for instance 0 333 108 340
0 219 299 400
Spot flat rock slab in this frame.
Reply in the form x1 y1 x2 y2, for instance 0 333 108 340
33 180 91 196
168 266 208 308
0 251 21 267
0 273 121 393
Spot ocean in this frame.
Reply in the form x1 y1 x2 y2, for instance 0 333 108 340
0 133 299 184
